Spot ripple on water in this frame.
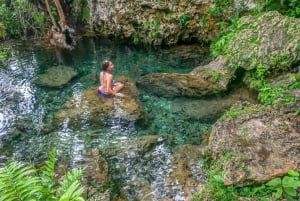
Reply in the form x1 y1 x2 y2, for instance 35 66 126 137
0 108 15 137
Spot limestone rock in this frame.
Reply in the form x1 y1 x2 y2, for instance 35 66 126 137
53 76 145 128
191 56 234 89
222 11 300 72
86 0 258 45
35 65 78 88
203 102 300 185
137 72 226 98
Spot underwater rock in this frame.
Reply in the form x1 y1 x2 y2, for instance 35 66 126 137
169 144 206 200
53 76 145 128
171 86 257 122
35 65 78 88
81 148 112 200
137 72 226 98
203 102 300 185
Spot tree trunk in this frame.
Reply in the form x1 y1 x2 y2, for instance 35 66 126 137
45 0 76 50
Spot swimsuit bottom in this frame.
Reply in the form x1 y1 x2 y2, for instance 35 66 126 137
97 89 112 97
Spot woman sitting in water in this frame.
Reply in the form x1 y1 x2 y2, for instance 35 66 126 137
98 60 124 97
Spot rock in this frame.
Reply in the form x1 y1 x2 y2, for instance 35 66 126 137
53 76 145 128
191 56 235 89
87 0 259 45
35 65 78 88
81 148 112 200
203 102 300 185
137 72 226 98
171 86 257 122
222 11 300 72
170 144 206 200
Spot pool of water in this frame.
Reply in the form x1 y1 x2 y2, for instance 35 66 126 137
0 37 252 200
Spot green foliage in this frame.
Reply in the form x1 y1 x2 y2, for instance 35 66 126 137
0 161 42 200
193 156 300 200
0 0 49 39
209 16 239 58
144 14 161 38
0 22 6 39
266 170 300 200
247 63 298 106
221 104 263 121
0 148 85 201
178 13 191 28
69 0 90 25
263 0 300 17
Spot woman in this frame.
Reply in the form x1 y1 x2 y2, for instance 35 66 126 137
98 60 124 97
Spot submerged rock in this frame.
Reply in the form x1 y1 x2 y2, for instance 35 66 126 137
53 76 145 128
35 65 78 88
203 102 300 185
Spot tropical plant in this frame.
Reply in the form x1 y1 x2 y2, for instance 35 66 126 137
263 0 300 17
0 148 85 201
266 170 300 200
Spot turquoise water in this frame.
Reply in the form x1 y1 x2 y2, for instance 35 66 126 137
0 37 233 200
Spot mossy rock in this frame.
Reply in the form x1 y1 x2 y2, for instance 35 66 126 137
35 65 78 88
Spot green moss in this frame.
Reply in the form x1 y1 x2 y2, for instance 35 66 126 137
220 104 264 121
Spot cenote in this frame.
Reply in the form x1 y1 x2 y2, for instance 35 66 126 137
0 37 255 200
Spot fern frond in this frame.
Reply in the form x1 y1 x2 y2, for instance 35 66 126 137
57 168 84 200
38 148 57 200
41 148 57 182
0 160 42 201
58 168 83 195
58 180 85 201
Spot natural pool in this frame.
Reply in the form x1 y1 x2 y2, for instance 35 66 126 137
0 37 255 200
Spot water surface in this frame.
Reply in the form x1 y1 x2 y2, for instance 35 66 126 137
0 37 253 200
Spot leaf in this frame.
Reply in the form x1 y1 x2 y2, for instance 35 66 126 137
284 187 297 197
282 176 300 188
288 170 299 177
266 178 282 187
275 187 283 199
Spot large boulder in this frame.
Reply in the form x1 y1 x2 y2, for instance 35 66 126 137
220 11 300 72
35 65 78 88
53 76 145 128
86 0 259 45
137 72 226 98
202 102 300 185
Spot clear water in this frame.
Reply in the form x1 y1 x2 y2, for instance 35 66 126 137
0 37 252 200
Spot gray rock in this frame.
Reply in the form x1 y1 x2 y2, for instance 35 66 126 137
203 102 300 185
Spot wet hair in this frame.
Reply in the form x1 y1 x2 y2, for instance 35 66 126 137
102 60 111 71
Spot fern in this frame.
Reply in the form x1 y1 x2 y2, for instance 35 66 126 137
0 161 42 201
0 148 85 201
58 168 84 200
39 148 57 200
